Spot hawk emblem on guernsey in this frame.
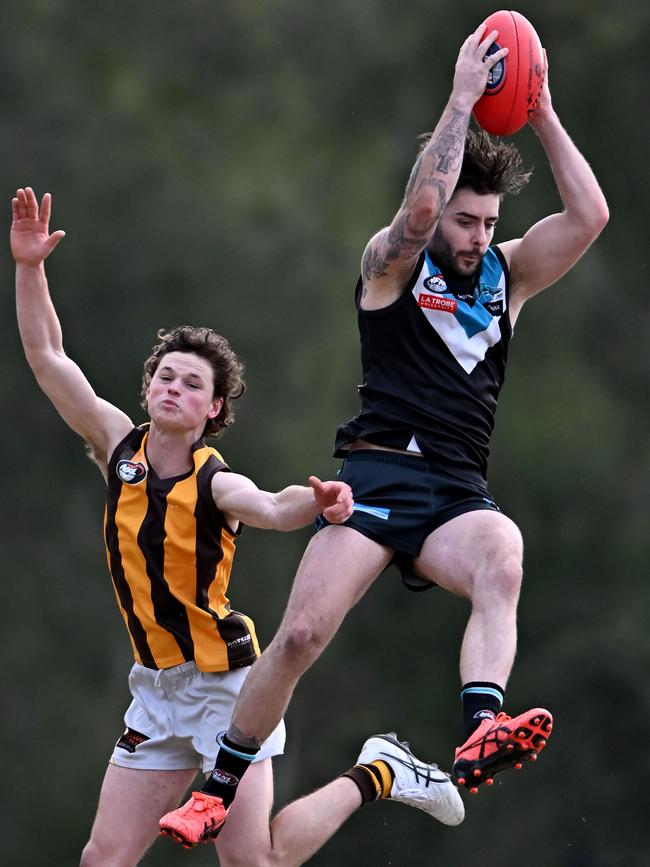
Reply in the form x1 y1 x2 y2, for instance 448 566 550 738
117 459 147 484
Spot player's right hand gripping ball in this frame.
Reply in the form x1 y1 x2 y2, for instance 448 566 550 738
473 10 545 136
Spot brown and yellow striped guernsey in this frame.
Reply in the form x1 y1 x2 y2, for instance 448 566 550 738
104 425 260 671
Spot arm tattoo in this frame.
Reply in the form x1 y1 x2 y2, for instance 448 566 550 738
362 212 429 281
404 154 424 199
430 108 469 174
362 244 389 280
405 107 469 199
364 196 446 279
385 212 431 260
364 108 469 277
227 723 263 750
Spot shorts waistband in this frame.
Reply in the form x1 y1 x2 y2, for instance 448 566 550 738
342 449 430 471
132 660 199 684
341 448 488 488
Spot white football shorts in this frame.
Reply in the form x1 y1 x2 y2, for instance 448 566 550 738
110 661 286 772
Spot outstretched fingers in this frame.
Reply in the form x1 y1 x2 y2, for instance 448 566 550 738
453 24 509 107
12 188 28 220
24 186 39 220
308 475 324 497
39 191 53 226
477 29 509 69
45 229 67 255
10 186 66 264
465 21 488 47
12 187 57 226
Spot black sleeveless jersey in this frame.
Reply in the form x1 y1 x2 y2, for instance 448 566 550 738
334 246 511 480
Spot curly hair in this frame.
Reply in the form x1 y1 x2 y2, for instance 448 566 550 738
419 127 532 197
140 326 245 438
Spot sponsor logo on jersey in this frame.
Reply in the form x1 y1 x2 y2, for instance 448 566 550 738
422 276 504 316
418 293 458 313
227 635 252 648
117 459 147 484
116 727 150 753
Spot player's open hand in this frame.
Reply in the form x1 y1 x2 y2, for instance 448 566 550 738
452 23 509 110
11 187 66 266
308 475 354 524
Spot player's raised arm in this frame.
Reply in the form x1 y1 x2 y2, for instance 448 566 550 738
12 187 132 464
211 471 353 532
360 24 508 309
499 58 609 320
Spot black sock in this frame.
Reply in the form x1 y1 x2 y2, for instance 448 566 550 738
461 681 505 739
202 734 260 807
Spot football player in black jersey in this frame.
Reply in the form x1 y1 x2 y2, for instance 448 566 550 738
171 22 608 830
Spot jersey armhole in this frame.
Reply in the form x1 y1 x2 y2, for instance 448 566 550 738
203 463 242 537
492 244 511 304
354 251 426 315
106 425 146 473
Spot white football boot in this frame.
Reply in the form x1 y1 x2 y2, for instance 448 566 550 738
356 732 464 826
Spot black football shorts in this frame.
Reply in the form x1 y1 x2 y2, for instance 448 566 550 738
316 449 501 591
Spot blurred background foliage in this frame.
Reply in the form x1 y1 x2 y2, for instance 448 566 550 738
1 0 648 864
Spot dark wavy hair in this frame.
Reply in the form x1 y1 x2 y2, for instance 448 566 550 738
140 326 246 438
419 127 532 197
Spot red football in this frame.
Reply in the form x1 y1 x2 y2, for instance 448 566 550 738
473 10 545 136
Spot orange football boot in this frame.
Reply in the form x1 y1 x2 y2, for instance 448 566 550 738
453 708 553 793
159 791 228 848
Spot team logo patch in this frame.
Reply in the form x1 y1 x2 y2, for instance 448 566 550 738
423 274 448 292
418 293 457 313
117 459 147 484
473 710 497 721
474 283 504 317
116 727 150 753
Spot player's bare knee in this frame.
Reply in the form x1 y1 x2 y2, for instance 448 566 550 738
495 556 523 602
80 841 128 867
473 555 522 606
274 620 327 668
79 840 98 866
482 523 523 603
